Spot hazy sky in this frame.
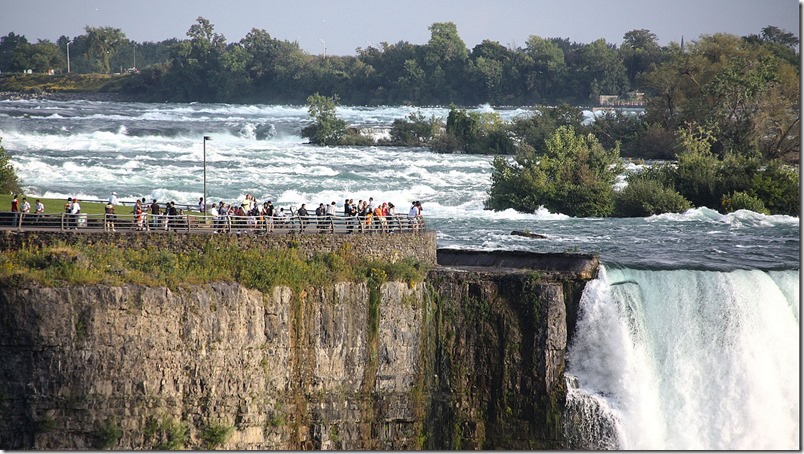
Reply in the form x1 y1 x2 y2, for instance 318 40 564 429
0 0 800 55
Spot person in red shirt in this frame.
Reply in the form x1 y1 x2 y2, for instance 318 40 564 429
11 194 18 212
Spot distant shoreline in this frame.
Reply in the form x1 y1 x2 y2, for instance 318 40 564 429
0 91 129 102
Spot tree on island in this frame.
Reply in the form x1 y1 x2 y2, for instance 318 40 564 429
486 126 623 217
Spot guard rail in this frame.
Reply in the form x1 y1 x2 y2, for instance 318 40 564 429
0 212 426 235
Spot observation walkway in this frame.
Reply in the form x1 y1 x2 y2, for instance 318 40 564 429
0 212 426 235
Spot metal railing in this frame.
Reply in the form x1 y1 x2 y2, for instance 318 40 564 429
0 212 427 235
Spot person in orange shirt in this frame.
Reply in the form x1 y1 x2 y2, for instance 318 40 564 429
374 204 387 233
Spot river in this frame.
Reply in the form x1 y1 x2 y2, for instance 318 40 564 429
0 99 799 449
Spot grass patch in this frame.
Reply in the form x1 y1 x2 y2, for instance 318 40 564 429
0 241 430 292
0 194 203 216
0 73 127 93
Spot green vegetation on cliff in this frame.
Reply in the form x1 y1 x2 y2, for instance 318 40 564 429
0 140 20 195
0 241 429 292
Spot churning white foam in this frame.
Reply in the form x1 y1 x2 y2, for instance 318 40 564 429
566 266 800 450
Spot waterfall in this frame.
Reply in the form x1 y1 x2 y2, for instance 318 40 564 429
564 266 800 450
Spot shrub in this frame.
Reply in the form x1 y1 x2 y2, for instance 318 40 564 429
429 133 462 153
200 422 233 449
94 420 123 450
301 93 347 146
337 128 375 146
486 126 622 217
721 191 770 214
749 160 800 216
614 178 692 217
142 415 187 450
441 108 516 154
388 111 441 146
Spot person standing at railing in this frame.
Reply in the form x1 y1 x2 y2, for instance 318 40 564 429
149 199 161 229
387 202 397 232
408 201 419 232
208 203 219 233
105 201 117 232
265 201 275 233
358 200 369 233
315 203 325 233
297 203 309 233
70 198 81 229
10 194 19 227
32 199 44 226
217 201 227 232
133 199 145 231
108 192 119 206
165 201 178 231
371 204 383 233
343 199 354 233
198 197 205 213
326 201 336 233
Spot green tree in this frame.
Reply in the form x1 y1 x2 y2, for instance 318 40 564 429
641 31 800 160
0 139 21 194
509 104 585 155
423 22 468 102
84 26 126 74
486 126 622 217
29 40 64 72
301 93 347 145
620 29 663 87
0 32 31 72
523 36 567 103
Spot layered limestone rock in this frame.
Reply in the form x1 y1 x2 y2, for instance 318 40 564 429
0 246 597 449
0 281 428 450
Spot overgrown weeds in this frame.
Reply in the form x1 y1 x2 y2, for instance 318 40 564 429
0 241 430 292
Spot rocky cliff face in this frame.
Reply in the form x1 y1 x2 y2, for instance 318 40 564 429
0 252 596 450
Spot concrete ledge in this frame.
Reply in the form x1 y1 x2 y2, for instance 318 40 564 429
437 248 599 279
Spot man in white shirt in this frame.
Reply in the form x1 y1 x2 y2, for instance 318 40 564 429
326 201 336 233
108 192 118 205
70 198 81 229
408 202 418 231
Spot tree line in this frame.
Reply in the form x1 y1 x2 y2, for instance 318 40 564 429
1 18 797 108
1 19 799 217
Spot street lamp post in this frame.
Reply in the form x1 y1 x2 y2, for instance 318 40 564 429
66 42 70 73
203 136 211 215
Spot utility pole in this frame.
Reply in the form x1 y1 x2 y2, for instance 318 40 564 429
66 41 70 73
203 136 211 215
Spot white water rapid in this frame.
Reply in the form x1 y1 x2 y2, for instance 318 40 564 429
564 266 800 450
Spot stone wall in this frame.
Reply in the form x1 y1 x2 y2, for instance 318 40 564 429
0 281 430 450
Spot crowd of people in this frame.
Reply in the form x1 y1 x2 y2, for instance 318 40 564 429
7 192 425 234
201 194 425 234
